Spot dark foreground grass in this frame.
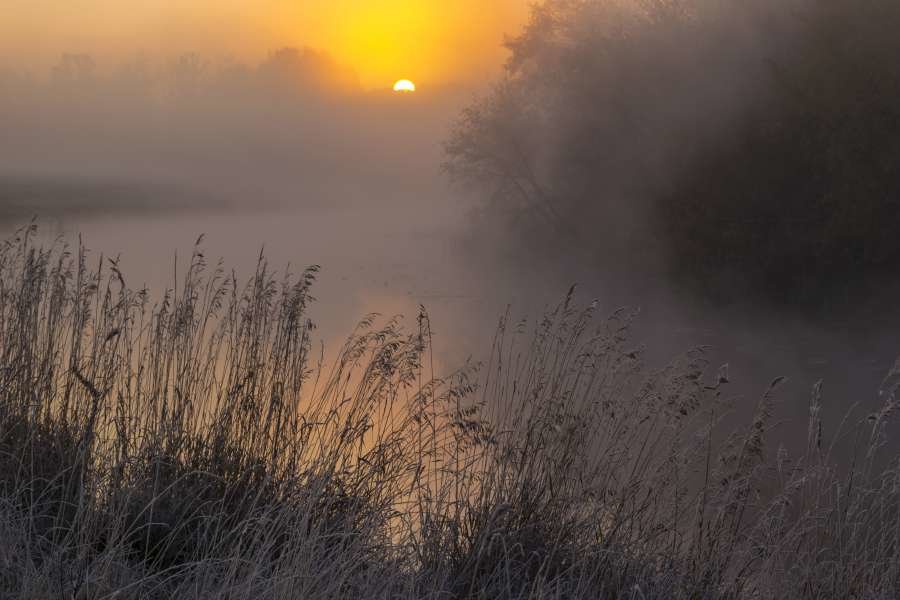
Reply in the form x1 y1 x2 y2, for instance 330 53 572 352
1 226 899 598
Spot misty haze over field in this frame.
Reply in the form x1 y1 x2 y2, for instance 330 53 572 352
0 48 490 356
4 0 898 432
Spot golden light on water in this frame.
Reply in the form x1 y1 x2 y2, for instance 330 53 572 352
393 79 416 93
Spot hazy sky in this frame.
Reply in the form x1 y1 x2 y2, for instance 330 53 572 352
3 1 529 88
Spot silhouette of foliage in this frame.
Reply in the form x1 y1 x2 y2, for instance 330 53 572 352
447 0 900 306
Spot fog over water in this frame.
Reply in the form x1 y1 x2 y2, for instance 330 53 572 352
1 17 898 450
0 53 514 373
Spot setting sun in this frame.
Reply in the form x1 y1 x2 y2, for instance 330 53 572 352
393 79 416 93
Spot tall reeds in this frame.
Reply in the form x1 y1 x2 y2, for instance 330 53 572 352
0 225 898 598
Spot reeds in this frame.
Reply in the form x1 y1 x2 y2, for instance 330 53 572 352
0 225 898 598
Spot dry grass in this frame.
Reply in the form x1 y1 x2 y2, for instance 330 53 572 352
0 225 899 598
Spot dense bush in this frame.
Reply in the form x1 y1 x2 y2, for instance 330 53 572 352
446 0 900 306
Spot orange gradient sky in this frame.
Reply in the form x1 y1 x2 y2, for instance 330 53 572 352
2 1 530 88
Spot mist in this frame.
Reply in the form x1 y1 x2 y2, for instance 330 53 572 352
0 45 511 377
4 1 900 596
441 0 900 438
4 0 900 424
0 48 462 210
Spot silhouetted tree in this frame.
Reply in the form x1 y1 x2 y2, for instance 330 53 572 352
447 0 900 307
52 53 96 85
169 53 208 96
258 47 360 95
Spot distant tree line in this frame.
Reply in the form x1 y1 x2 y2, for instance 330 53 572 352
1 46 362 100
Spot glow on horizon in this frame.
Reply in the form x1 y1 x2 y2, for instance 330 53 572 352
1 1 529 89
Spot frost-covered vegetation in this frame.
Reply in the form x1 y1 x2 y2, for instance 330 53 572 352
1 226 900 599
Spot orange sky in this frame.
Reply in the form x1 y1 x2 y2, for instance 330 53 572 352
2 0 530 88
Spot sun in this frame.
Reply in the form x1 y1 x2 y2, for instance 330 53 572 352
393 79 416 93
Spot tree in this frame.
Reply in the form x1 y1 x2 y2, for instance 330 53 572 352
257 47 360 95
446 0 900 307
52 54 96 85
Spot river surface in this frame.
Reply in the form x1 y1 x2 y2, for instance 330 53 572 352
2 84 898 455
